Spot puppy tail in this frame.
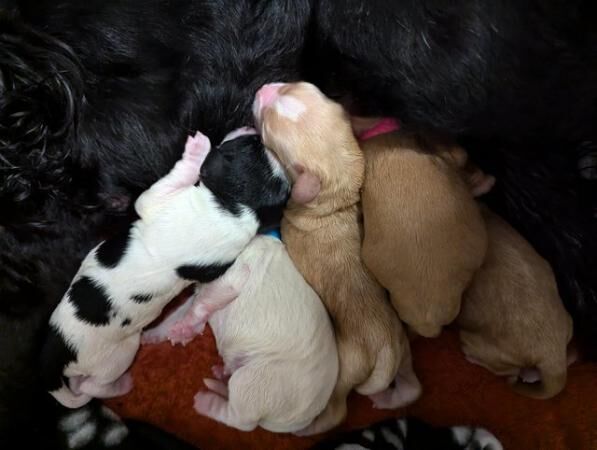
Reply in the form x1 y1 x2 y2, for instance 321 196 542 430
355 346 396 396
511 358 567 400
50 382 93 409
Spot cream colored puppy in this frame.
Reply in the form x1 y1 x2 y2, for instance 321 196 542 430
144 235 339 433
253 82 421 435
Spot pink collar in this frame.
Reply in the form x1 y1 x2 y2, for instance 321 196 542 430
358 118 400 141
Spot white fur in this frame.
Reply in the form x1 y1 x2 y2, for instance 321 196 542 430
191 236 338 432
265 149 286 181
102 424 129 447
47 136 260 408
59 408 92 432
100 406 121 421
221 126 257 143
66 421 97 449
397 419 408 437
380 427 403 450
452 426 503 450
362 430 375 441
274 95 306 121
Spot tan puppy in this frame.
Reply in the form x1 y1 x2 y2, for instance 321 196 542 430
360 127 489 338
253 82 421 435
457 206 574 399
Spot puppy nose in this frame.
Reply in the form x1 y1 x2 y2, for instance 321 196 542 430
256 83 285 109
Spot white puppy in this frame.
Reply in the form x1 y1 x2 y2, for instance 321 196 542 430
145 235 339 433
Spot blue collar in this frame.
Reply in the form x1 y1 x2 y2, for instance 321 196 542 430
261 227 281 240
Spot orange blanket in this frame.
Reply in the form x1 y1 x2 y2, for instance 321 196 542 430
107 328 597 449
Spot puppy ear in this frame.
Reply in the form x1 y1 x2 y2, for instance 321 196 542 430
291 166 321 204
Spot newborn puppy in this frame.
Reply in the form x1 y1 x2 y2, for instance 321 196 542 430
144 235 339 433
359 124 489 337
253 82 421 435
40 128 289 408
457 206 574 399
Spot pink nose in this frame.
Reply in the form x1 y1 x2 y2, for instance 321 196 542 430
256 82 285 110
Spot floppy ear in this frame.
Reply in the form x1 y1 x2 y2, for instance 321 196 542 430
291 166 321 204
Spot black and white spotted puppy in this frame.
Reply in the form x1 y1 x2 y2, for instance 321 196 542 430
40 127 290 409
311 417 503 450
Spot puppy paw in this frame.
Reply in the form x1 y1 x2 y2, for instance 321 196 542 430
167 319 205 346
184 132 211 162
193 390 226 417
369 382 421 410
140 330 168 346
203 378 229 397
211 365 226 380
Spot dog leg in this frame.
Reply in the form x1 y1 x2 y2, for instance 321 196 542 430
77 372 134 399
203 378 229 398
368 358 422 409
134 132 211 217
168 265 249 345
141 295 195 345
194 390 258 431
156 132 211 190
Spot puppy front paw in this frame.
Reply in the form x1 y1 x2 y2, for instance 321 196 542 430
183 132 211 163
167 319 206 346
140 328 170 345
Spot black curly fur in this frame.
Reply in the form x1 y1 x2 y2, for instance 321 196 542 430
0 12 83 204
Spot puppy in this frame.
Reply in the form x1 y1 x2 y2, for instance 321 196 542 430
253 82 421 435
144 235 339 433
359 123 489 337
457 206 574 399
40 128 290 408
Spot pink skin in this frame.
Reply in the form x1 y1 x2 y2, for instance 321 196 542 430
221 126 258 143
194 378 257 431
70 372 133 399
141 295 195 346
253 82 286 124
167 265 249 345
368 369 421 410
148 131 211 196
469 170 496 197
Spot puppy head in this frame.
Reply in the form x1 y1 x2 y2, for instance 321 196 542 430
200 129 290 231
253 82 363 209
0 14 83 207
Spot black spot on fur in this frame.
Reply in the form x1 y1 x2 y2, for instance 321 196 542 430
95 224 133 268
131 293 152 303
121 318 131 327
40 324 77 392
68 276 112 325
176 263 232 284
200 135 289 231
